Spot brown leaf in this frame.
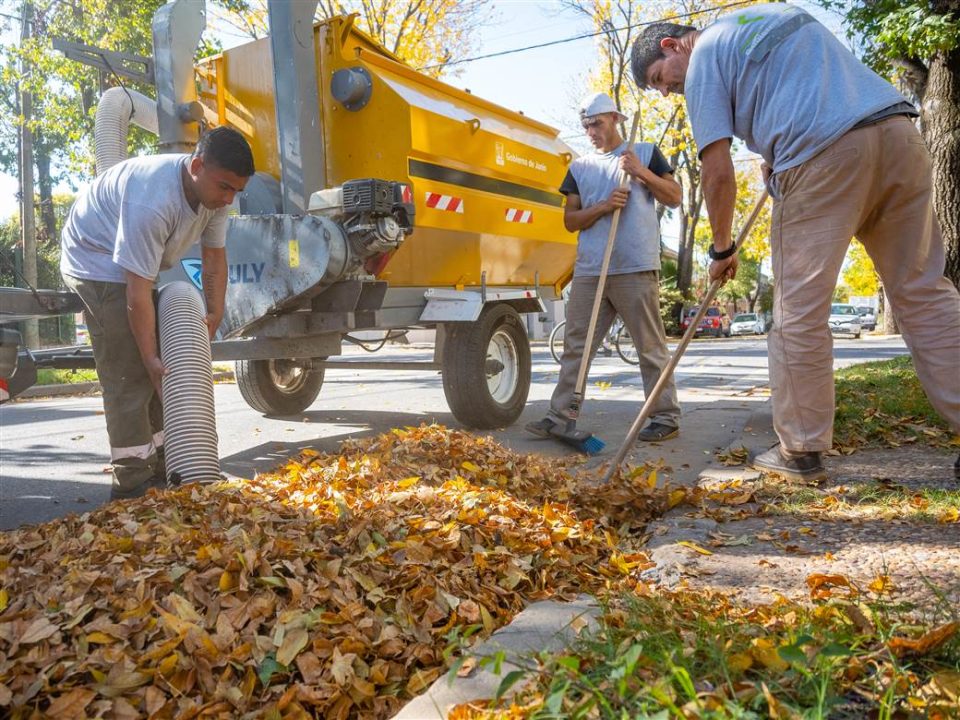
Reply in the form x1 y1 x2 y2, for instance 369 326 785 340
45 688 97 719
888 622 959 658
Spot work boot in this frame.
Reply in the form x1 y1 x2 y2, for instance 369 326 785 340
109 474 169 501
751 445 827 483
636 422 679 442
524 417 559 438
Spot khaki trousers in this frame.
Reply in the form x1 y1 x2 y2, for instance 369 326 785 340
769 115 960 451
63 275 164 492
548 271 681 427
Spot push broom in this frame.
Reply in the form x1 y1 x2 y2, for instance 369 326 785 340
548 111 641 454
599 191 770 479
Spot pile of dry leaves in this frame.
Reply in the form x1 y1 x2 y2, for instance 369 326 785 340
0 425 679 719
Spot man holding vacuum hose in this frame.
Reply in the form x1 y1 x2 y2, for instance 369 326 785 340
60 127 254 500
631 3 960 481
526 92 683 445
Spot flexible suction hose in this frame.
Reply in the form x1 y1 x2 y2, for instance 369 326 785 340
158 282 220 484
95 86 159 174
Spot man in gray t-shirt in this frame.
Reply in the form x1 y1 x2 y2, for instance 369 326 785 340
631 3 960 482
525 92 683 444
61 127 254 500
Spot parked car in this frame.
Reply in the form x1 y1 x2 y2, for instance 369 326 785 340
856 305 877 331
828 303 862 338
730 312 765 336
76 323 90 345
681 306 730 338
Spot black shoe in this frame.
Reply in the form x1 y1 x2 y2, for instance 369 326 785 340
954 452 959 480
750 445 826 482
109 474 169 501
525 417 559 438
636 422 679 442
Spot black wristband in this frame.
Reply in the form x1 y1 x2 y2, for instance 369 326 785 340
709 241 737 261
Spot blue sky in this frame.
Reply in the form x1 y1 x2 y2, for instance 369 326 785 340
0 0 845 235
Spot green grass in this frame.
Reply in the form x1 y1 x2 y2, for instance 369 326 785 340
35 368 99 385
455 589 960 719
833 356 953 449
758 479 960 524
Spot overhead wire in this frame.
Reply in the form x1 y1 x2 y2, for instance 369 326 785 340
420 0 757 71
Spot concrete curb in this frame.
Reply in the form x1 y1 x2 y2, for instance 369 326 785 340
16 371 236 400
390 595 600 720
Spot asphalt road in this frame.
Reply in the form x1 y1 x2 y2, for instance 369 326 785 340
0 334 910 530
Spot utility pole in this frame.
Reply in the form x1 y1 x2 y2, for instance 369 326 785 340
19 0 39 349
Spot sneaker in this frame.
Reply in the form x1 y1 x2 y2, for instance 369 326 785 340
636 422 679 442
525 417 559 438
750 445 827 482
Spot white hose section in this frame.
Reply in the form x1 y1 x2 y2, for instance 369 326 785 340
94 86 159 174
158 282 220 484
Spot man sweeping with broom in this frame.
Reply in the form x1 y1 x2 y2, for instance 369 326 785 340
525 92 683 450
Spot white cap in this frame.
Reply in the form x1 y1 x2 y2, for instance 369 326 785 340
579 92 627 121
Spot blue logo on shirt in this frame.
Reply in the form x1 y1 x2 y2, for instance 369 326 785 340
181 258 203 290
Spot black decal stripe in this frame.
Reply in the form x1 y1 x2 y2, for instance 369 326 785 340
408 159 564 208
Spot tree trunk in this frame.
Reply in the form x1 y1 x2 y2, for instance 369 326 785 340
923 45 960 289
19 0 39 349
35 136 57 246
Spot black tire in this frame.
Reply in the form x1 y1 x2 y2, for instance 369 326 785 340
549 320 566 364
853 330 861 339
442 304 532 429
235 358 324 415
615 325 640 365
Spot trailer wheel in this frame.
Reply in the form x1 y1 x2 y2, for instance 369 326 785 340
442 304 531 429
235 359 324 416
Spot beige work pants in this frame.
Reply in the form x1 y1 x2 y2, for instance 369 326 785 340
548 271 681 427
769 115 960 451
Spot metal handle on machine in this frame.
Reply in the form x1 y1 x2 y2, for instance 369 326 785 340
569 112 641 418
601 190 770 483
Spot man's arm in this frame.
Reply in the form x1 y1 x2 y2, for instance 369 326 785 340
563 190 628 233
125 270 167 397
200 245 227 339
619 151 682 207
700 139 739 282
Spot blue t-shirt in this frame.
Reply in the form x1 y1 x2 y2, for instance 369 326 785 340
685 3 910 173
560 142 668 277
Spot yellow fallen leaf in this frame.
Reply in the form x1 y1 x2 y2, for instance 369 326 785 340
937 507 959 523
0 589 7 612
888 622 959 658
460 461 480 473
677 540 713 556
868 575 895 595
750 638 789 672
85 631 116 645
727 652 753 672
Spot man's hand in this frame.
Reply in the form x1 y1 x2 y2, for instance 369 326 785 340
619 151 646 182
605 188 630 213
761 162 772 185
144 355 169 398
203 311 223 339
709 255 739 284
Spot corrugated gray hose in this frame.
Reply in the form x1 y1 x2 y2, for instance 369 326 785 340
158 282 220 484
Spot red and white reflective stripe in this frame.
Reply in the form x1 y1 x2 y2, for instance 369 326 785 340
0 378 8 403
505 208 533 223
401 185 413 204
424 192 464 213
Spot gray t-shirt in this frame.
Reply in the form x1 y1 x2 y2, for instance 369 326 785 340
61 154 228 283
561 142 665 277
685 3 911 174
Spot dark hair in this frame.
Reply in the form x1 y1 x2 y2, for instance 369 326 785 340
631 22 697 88
194 126 255 177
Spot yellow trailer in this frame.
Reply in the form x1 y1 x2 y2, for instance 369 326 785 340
80 0 582 429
